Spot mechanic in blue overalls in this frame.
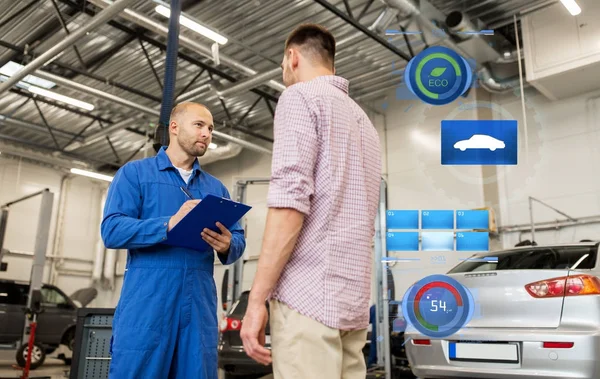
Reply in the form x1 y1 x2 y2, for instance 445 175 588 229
101 102 246 378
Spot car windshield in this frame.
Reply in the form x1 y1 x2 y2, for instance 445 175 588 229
448 245 598 273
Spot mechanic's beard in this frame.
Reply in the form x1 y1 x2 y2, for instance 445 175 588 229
179 136 207 157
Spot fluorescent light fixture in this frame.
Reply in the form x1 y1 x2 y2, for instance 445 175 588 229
71 168 113 182
503 51 511 58
209 142 217 149
154 5 228 45
560 0 581 15
0 61 56 89
28 86 95 111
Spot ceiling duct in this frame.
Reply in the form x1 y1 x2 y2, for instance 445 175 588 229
443 10 506 63
197 142 243 167
382 0 420 18
0 141 90 170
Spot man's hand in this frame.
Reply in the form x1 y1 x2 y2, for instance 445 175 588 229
240 302 272 365
168 200 200 231
201 222 232 253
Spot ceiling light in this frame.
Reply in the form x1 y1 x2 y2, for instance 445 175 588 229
209 143 217 150
28 86 95 111
70 168 113 182
0 61 56 89
503 51 511 58
154 5 228 45
560 0 581 15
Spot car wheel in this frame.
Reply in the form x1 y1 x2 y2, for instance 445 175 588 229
460 147 466 151
63 329 75 351
16 342 46 370
490 147 496 151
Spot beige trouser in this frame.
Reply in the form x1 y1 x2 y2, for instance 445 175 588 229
269 300 368 379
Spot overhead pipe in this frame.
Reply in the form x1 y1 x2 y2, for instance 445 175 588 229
216 67 282 99
35 70 159 116
92 188 108 282
478 66 528 93
33 70 272 155
0 0 137 96
87 0 286 94
177 67 281 105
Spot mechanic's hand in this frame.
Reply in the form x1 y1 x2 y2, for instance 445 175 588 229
201 222 232 253
168 200 200 231
240 302 272 365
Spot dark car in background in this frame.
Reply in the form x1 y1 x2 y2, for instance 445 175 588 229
0 279 96 369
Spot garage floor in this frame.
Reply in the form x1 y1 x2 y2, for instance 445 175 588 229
0 351 273 379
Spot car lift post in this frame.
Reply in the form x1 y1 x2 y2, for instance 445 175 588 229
0 189 55 348
374 178 392 378
227 178 270 310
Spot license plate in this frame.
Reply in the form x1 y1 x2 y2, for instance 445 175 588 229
449 342 519 363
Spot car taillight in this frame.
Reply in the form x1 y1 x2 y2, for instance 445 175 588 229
543 342 574 348
412 339 431 345
219 316 242 332
525 275 600 298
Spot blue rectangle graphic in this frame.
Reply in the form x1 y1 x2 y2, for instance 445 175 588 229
456 232 489 251
441 120 518 165
421 210 454 229
387 210 419 229
422 232 454 251
387 232 419 251
456 210 489 229
449 342 456 358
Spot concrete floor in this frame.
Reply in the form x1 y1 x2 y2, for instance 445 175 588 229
0 350 273 379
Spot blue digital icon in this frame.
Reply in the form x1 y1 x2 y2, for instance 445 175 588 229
387 210 419 229
441 120 518 165
402 274 475 338
456 210 489 229
387 232 419 251
404 46 473 105
456 232 489 251
422 232 454 251
421 210 454 229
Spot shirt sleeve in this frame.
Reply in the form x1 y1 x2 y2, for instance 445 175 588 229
100 163 171 249
267 88 318 215
217 185 247 265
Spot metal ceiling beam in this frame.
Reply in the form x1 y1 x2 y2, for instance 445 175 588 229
215 67 282 99
33 71 272 155
313 0 412 62
56 0 280 104
87 0 286 94
0 0 137 96
0 114 82 141
0 39 161 103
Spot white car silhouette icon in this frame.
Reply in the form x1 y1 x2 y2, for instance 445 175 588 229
453 134 505 151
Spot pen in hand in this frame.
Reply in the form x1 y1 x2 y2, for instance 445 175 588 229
180 186 195 200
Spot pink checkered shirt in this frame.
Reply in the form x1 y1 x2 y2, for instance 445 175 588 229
267 75 382 330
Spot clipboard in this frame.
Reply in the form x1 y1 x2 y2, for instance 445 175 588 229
164 194 252 252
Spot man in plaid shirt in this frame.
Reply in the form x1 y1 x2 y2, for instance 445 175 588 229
241 23 382 379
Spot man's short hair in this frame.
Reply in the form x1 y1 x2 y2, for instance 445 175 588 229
285 23 336 69
169 102 209 124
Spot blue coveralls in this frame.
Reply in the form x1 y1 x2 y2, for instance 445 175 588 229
101 147 246 379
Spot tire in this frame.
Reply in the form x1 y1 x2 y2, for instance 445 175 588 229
16 342 46 370
62 328 75 351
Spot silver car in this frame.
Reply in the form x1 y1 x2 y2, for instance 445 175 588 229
405 242 600 379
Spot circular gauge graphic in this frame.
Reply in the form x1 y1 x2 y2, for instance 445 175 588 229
402 274 474 338
404 46 473 105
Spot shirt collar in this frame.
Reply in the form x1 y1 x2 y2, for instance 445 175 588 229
312 75 349 94
157 146 202 174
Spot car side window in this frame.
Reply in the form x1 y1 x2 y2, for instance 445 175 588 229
0 283 18 305
41 288 69 307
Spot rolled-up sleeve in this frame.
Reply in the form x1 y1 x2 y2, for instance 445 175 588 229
267 88 318 215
